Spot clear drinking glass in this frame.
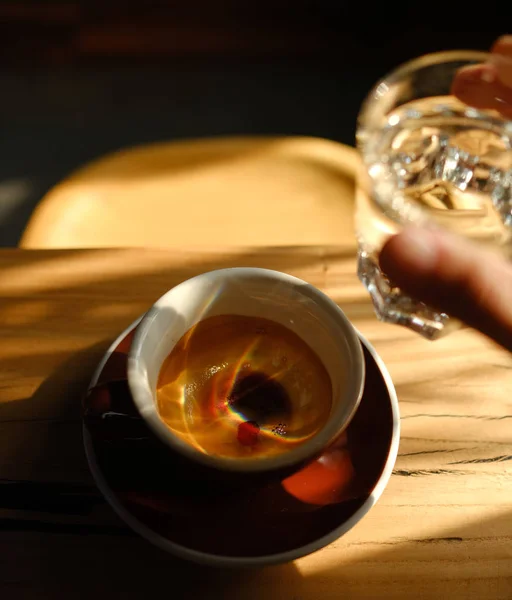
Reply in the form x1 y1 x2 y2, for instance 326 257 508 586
356 51 512 340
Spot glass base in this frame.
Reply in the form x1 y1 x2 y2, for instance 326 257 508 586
357 249 457 341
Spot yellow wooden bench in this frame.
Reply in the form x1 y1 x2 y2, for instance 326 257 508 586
20 136 358 249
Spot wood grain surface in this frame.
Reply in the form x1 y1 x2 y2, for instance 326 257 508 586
0 247 511 599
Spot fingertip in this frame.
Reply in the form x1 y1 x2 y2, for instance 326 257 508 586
378 233 403 278
451 64 500 107
491 35 512 56
380 227 439 282
491 54 512 88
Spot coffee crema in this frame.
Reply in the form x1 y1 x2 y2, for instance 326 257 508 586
156 315 332 459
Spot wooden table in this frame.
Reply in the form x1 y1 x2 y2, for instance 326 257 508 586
1 247 511 599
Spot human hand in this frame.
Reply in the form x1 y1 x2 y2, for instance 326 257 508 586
379 36 512 351
380 226 512 351
452 35 512 117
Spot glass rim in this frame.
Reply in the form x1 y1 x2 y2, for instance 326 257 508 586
357 49 492 129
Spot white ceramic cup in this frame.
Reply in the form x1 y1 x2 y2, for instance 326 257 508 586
127 267 365 474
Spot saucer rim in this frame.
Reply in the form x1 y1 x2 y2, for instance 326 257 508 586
83 317 400 568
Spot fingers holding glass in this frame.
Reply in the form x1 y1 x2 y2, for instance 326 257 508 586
452 36 512 117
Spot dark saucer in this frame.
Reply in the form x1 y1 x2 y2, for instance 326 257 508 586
83 320 399 567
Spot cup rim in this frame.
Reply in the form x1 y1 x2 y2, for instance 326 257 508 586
127 267 365 474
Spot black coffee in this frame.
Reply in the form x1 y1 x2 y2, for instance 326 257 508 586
157 315 332 459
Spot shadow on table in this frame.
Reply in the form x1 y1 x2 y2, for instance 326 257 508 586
2 247 510 598
0 246 355 597
4 504 512 599
0 322 305 598
300 509 512 599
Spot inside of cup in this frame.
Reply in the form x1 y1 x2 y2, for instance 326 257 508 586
130 268 364 470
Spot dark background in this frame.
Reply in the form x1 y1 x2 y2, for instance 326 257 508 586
0 1 503 245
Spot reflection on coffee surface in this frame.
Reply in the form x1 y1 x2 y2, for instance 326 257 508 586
157 315 332 459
